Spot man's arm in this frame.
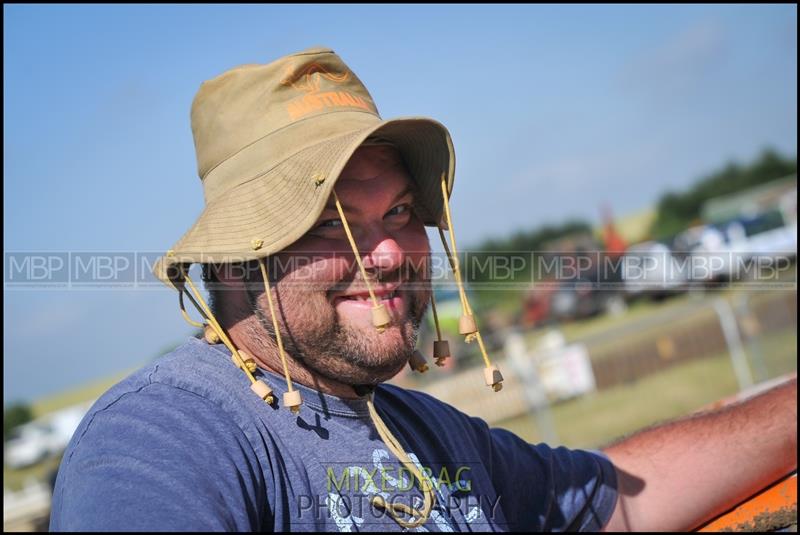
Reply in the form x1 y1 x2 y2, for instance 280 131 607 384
602 377 797 532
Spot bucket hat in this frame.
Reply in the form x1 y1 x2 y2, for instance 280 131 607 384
154 46 454 286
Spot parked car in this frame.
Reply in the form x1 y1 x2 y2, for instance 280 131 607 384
4 403 90 469
678 210 797 285
622 241 688 300
673 225 734 284
726 209 797 259
549 278 608 321
4 422 62 469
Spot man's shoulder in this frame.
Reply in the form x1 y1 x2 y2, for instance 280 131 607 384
51 338 268 532
374 383 497 460
376 382 454 409
97 337 237 395
78 337 253 437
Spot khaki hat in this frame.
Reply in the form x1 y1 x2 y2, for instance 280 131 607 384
154 46 455 287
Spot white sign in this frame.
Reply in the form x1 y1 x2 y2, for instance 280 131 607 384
536 343 595 401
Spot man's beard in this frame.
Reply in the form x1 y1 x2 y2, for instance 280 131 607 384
243 266 430 387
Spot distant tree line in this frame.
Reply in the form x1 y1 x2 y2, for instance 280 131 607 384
649 149 797 241
4 402 33 442
477 220 594 254
466 220 593 285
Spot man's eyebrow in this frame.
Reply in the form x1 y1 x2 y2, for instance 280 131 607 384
392 185 415 203
322 185 415 214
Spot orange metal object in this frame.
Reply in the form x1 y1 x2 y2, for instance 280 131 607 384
696 472 797 532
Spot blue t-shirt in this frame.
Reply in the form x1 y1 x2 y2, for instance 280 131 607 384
50 337 617 532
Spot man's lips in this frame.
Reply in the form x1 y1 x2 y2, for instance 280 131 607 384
331 283 406 311
331 283 401 302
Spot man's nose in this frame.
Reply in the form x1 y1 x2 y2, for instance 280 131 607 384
362 234 405 273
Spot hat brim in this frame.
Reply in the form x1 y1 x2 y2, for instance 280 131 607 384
154 116 455 287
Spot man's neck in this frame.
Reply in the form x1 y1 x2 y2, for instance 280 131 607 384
227 319 362 400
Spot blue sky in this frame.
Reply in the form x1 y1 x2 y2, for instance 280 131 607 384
4 4 797 403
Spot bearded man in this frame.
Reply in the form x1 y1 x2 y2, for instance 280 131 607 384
50 47 797 532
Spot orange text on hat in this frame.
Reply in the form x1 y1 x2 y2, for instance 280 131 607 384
287 91 373 121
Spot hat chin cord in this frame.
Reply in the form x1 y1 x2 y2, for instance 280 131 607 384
180 274 277 404
332 190 391 333
256 257 303 413
332 191 439 528
365 391 437 528
438 174 504 392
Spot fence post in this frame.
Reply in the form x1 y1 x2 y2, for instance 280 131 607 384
505 330 559 444
734 293 769 383
712 298 754 391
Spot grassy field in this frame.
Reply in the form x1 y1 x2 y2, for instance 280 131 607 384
3 453 62 493
495 327 796 449
30 368 136 418
521 288 795 362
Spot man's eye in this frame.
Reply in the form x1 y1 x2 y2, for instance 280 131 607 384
318 219 343 229
386 204 411 217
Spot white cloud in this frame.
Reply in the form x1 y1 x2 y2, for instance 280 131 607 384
621 19 728 99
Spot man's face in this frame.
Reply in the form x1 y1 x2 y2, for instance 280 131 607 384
246 145 431 386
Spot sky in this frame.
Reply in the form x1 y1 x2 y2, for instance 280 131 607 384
4 4 797 404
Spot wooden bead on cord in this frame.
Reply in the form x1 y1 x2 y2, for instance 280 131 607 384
433 341 451 366
203 324 221 344
283 390 303 414
250 380 274 402
458 314 477 335
484 365 504 392
372 303 391 331
408 350 429 373
232 353 258 374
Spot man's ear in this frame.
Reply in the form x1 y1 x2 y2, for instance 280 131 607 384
204 262 260 328
210 262 250 290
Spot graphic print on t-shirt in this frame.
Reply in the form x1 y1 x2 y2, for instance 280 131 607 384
319 447 491 532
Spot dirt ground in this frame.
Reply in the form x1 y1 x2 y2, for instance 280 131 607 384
719 505 797 532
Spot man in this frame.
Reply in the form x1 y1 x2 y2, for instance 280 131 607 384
50 47 796 532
